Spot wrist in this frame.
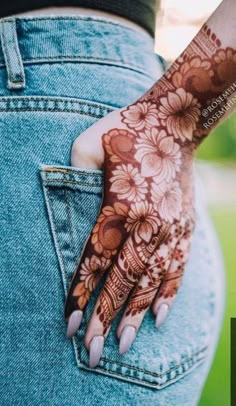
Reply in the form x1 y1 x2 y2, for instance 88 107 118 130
134 21 236 150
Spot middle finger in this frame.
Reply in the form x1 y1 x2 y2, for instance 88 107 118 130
84 229 168 367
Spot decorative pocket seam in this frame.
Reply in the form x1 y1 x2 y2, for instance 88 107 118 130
97 345 208 375
77 347 207 389
42 184 70 293
64 188 77 264
43 180 102 187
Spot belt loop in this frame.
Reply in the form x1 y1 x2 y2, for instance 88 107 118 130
0 17 26 90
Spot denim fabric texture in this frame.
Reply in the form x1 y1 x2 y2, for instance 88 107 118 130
0 16 225 405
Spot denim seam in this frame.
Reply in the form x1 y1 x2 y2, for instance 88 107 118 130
41 166 103 186
64 188 77 263
42 180 103 187
0 96 115 115
0 16 156 81
0 96 114 105
0 108 114 116
98 346 208 376
42 182 84 365
42 185 69 292
79 354 206 389
0 58 158 80
10 16 153 38
42 168 103 177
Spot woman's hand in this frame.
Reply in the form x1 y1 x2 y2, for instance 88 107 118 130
65 0 236 366
65 101 196 367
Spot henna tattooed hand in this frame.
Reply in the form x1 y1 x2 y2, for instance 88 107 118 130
65 101 196 366
65 16 236 368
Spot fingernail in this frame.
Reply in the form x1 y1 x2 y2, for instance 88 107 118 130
155 303 169 328
89 336 104 368
66 310 83 338
119 325 136 355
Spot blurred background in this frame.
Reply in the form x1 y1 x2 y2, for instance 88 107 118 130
155 1 235 404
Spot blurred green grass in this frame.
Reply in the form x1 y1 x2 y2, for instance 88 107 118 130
199 208 236 406
197 114 236 165
197 113 236 405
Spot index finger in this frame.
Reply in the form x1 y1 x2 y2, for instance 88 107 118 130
64 201 129 337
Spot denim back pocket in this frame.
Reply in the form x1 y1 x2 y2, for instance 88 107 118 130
39 163 215 390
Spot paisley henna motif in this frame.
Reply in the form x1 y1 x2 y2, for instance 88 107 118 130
103 129 136 164
91 203 128 258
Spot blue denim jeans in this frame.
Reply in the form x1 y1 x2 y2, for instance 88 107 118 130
0 16 225 405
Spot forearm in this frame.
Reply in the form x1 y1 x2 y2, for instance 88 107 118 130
139 0 236 147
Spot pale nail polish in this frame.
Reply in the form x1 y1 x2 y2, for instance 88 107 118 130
89 336 104 368
155 303 169 328
66 310 83 338
119 325 136 355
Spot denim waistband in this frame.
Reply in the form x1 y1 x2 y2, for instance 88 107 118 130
0 16 166 90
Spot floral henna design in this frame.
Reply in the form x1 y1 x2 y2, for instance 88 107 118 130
110 164 148 202
134 128 181 181
140 24 236 143
65 122 186 322
121 101 159 130
65 19 235 354
125 201 160 243
73 256 110 309
158 88 201 142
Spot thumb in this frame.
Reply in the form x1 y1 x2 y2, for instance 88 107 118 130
71 123 104 170
71 108 125 170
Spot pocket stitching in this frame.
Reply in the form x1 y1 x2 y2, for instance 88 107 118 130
0 96 116 115
42 184 70 293
78 350 207 389
64 188 77 263
42 166 103 176
96 345 208 376
40 164 103 187
43 180 102 187
0 107 113 117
